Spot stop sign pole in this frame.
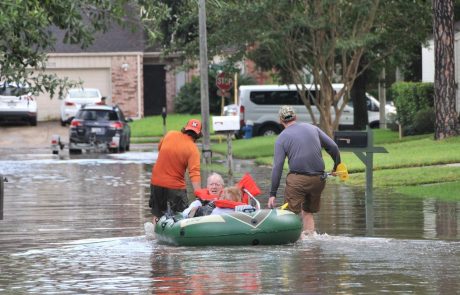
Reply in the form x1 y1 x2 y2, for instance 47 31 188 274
215 72 235 183
216 72 233 115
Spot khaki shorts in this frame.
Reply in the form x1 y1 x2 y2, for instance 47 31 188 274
150 185 188 218
284 173 326 214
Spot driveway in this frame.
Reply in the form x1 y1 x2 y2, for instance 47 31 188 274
0 121 68 149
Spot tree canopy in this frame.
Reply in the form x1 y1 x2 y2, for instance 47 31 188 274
142 0 432 136
0 0 130 97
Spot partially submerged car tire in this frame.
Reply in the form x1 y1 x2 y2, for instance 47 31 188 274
109 147 119 153
69 149 82 154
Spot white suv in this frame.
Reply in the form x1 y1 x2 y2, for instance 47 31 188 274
0 83 37 126
60 88 103 126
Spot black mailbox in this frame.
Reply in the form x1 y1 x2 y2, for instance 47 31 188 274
334 131 368 148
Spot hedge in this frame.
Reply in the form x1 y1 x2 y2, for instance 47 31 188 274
391 82 434 135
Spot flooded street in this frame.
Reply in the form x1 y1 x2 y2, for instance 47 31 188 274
1 144 459 294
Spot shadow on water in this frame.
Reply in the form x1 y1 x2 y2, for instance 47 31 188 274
0 148 459 294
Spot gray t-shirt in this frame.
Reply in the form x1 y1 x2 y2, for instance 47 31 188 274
269 122 341 197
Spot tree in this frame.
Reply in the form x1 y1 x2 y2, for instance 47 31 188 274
0 0 131 97
142 0 432 137
432 0 459 139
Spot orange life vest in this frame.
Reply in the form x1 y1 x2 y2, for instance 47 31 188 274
214 199 246 209
237 173 262 204
194 188 220 202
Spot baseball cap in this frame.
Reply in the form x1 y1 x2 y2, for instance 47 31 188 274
279 105 296 122
184 119 202 135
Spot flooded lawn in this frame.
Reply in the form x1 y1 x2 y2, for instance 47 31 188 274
0 147 459 294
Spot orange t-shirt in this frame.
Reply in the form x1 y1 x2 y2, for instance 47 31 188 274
151 131 201 189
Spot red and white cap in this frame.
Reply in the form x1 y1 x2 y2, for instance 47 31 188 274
184 119 202 135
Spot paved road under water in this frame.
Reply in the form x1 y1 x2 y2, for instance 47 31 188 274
0 146 459 294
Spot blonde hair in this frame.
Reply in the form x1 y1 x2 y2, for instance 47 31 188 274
222 186 242 202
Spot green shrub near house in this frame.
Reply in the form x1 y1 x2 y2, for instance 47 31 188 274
391 82 434 135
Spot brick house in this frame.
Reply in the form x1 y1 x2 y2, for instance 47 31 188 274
37 21 187 121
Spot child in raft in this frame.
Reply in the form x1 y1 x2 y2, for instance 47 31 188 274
210 186 242 215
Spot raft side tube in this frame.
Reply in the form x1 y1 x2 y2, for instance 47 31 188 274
154 209 302 246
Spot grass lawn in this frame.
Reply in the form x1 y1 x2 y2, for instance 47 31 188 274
129 114 201 138
131 115 460 200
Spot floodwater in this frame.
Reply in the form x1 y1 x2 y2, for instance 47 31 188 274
0 145 459 294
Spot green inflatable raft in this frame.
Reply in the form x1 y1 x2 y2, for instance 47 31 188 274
154 209 302 246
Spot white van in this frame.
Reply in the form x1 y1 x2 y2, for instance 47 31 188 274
227 84 395 137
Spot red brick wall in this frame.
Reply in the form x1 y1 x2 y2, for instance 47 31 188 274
165 68 176 113
111 56 141 118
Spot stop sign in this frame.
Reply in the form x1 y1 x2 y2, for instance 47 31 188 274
216 72 233 91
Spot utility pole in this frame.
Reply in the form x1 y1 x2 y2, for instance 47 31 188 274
198 0 212 167
378 68 387 129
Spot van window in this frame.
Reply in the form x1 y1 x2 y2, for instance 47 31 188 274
250 90 317 105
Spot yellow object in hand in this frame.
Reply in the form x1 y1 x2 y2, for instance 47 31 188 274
336 163 349 181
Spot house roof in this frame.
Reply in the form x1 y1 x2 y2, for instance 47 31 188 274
50 21 145 53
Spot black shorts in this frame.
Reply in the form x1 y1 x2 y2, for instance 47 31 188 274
149 185 188 218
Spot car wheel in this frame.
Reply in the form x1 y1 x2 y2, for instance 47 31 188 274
259 125 281 136
369 121 379 129
30 118 37 126
126 140 130 151
119 139 125 152
69 149 82 154
234 131 243 140
109 147 119 153
60 120 66 127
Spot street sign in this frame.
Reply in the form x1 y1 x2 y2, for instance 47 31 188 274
216 72 233 91
217 89 231 98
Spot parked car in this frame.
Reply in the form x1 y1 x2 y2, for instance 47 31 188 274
68 104 131 154
0 83 37 126
60 88 103 126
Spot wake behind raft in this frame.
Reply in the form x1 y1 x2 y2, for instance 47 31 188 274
154 173 302 246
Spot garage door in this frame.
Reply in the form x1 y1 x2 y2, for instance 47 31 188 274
36 69 111 121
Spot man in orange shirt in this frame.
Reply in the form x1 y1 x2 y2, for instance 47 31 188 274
149 119 202 223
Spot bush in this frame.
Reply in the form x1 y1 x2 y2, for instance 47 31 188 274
413 108 435 134
174 73 257 115
174 76 202 114
391 82 434 135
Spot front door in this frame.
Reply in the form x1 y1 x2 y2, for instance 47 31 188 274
143 65 166 116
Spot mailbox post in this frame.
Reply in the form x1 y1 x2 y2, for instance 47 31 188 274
161 107 167 136
334 127 388 234
212 115 240 185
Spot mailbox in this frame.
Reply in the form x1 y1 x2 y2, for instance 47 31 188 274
334 131 368 148
212 116 240 132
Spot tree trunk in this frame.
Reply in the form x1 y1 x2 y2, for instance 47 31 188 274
433 0 459 139
351 67 369 130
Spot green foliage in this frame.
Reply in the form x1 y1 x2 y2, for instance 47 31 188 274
174 71 256 115
0 0 131 97
391 82 434 135
140 0 432 136
174 77 204 114
413 108 435 134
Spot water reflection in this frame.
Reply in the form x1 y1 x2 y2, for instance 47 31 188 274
0 149 459 294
